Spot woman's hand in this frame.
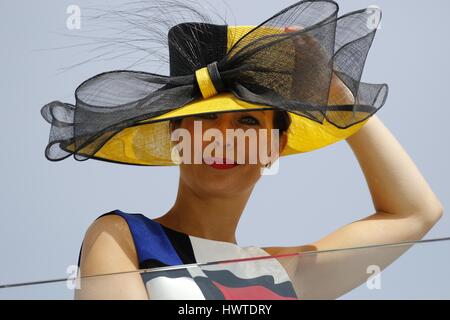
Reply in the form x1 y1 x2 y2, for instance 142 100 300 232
285 26 331 104
285 26 354 105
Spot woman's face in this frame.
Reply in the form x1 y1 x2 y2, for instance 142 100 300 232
172 110 288 197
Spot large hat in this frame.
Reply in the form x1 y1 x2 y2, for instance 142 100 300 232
40 0 388 166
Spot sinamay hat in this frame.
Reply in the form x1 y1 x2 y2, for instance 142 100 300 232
41 0 388 166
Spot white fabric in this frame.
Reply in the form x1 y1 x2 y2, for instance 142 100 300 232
189 235 293 285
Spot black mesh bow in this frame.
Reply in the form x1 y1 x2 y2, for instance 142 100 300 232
41 0 388 162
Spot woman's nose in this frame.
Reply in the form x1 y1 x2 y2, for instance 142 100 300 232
213 138 233 150
204 115 236 150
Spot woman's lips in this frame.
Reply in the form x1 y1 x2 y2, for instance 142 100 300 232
209 162 239 170
204 157 240 170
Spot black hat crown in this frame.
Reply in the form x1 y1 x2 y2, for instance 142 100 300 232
168 22 228 77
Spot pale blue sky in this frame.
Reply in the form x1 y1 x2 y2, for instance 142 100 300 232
0 0 449 299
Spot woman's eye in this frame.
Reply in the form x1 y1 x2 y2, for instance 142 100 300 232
239 116 260 125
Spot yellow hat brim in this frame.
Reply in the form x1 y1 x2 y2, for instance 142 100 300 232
77 92 368 165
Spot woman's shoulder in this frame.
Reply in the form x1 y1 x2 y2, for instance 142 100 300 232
83 210 133 246
78 210 139 276
87 210 127 229
84 209 152 240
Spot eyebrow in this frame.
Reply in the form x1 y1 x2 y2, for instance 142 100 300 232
242 110 266 116
246 110 267 121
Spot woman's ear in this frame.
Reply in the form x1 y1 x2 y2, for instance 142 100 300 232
279 131 288 155
269 129 288 161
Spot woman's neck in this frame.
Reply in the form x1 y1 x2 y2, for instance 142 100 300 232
154 178 254 244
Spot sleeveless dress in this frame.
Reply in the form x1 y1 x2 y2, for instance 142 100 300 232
77 209 299 300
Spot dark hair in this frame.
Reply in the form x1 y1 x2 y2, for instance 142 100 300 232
273 110 291 135
170 110 291 134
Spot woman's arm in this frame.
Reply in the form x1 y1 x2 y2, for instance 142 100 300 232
268 26 443 298
286 25 443 245
265 114 443 299
349 114 443 220
312 114 443 250
74 215 149 300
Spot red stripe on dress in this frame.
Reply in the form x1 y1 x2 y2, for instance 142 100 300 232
211 280 298 300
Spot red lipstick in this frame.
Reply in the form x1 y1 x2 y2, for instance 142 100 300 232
204 157 239 170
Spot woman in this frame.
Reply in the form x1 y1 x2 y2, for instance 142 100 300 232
40 1 443 299
74 107 443 299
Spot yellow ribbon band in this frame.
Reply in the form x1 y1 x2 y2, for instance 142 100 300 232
195 67 218 99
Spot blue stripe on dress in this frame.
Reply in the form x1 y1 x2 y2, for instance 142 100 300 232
108 209 183 267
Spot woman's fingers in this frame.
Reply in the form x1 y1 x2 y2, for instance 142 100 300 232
285 26 306 45
286 25 333 101
285 25 322 49
285 26 303 32
286 25 328 60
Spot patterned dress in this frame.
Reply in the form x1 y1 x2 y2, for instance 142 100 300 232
77 209 299 300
